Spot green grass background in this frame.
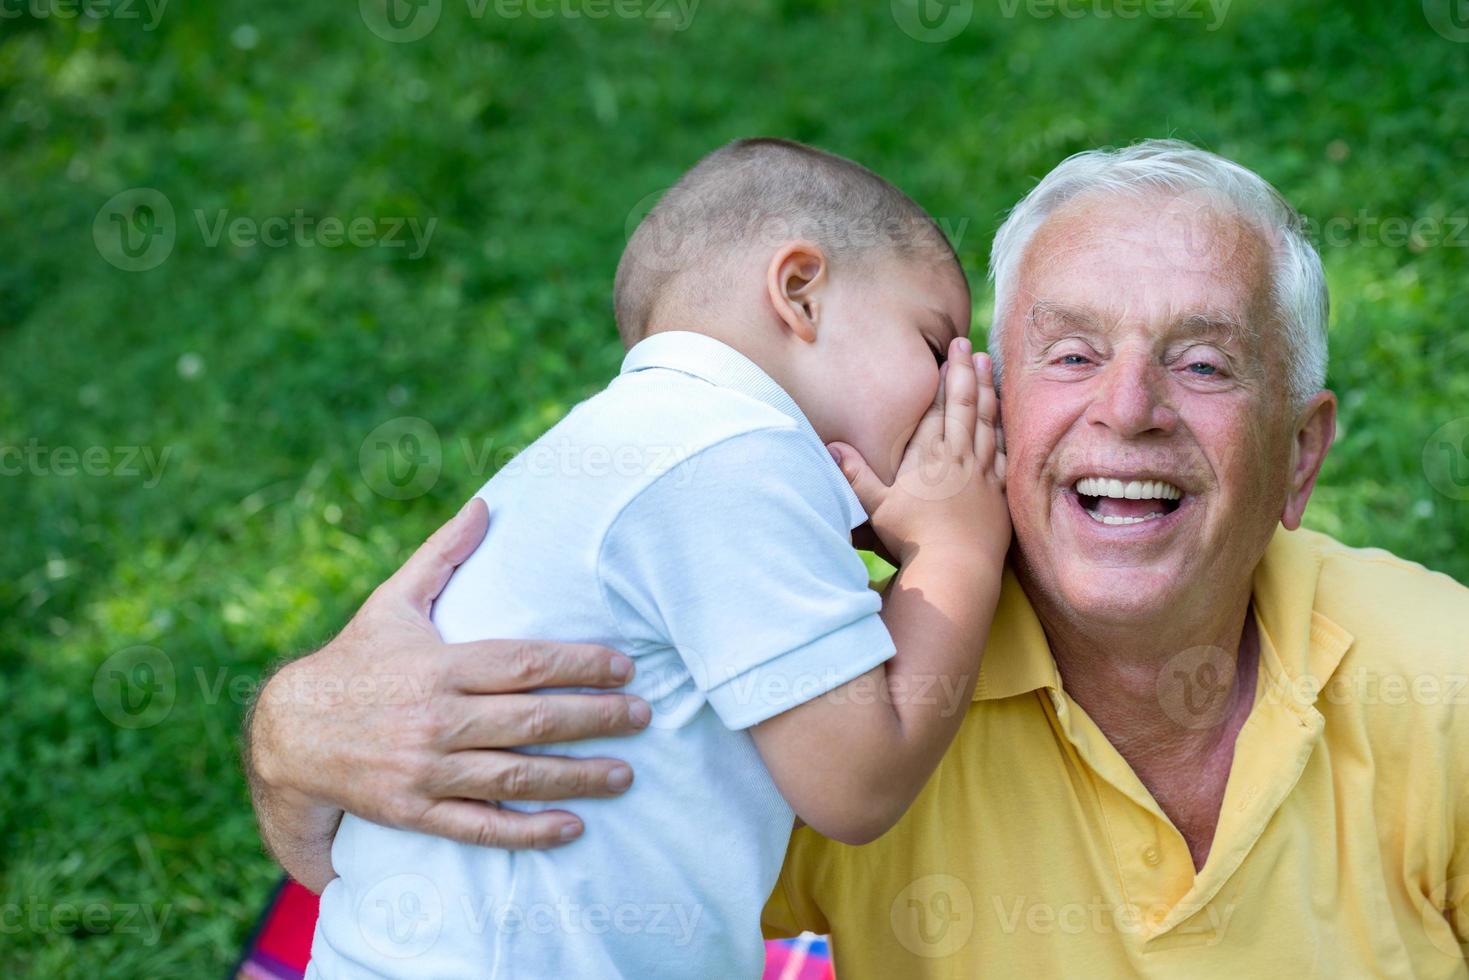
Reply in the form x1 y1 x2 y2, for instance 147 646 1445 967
3 0 1467 974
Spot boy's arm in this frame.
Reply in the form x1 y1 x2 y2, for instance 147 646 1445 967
750 548 999 845
752 344 1009 845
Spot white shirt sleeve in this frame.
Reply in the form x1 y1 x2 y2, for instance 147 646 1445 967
597 424 896 730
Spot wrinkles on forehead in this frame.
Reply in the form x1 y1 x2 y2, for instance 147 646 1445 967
1011 194 1283 388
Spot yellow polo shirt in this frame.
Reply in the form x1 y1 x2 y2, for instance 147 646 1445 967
763 527 1469 978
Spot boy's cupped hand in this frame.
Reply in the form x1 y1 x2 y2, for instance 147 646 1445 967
828 336 1010 570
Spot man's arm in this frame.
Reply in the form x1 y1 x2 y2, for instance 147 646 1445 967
243 499 652 893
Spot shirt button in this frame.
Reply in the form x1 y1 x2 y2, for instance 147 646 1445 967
1142 845 1162 867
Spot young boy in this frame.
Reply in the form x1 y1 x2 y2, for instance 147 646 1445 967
308 138 1009 979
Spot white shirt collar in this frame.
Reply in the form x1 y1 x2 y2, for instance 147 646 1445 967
619 330 869 529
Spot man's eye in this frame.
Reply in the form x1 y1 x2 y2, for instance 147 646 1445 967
1187 362 1220 376
1058 353 1091 366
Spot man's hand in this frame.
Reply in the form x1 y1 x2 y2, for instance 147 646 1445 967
244 498 651 893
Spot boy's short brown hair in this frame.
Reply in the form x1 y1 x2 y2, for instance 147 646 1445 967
614 137 963 347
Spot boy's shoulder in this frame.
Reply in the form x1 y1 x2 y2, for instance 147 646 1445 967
559 367 855 527
532 366 813 485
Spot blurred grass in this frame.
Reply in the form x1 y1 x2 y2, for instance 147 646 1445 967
2 0 1467 975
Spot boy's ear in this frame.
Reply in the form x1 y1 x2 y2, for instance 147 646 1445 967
766 241 827 344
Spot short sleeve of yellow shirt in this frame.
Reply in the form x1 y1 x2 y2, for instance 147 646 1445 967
762 527 1469 978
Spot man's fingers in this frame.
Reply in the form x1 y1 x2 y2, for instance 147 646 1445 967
426 749 635 802
439 693 651 750
382 497 492 616
418 799 588 850
446 639 635 694
828 442 888 518
943 337 978 453
974 352 998 425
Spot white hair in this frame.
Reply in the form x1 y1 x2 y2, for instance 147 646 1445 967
987 139 1329 407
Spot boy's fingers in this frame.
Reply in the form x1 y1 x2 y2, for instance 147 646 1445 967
384 497 491 616
911 365 947 448
943 338 978 453
828 442 888 517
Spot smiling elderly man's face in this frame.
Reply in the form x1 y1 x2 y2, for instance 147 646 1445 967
999 191 1327 627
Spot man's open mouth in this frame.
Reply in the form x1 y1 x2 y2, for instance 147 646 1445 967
1072 476 1184 526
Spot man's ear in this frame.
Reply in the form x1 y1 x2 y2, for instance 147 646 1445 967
766 241 827 344
1281 389 1337 530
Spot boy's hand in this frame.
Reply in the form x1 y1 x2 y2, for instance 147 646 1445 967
828 337 1009 567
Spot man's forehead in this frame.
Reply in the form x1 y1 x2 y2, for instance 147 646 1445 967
1016 195 1271 329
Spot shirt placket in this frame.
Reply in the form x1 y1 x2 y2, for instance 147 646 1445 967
1041 643 1328 950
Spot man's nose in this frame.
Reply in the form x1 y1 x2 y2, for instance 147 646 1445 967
1083 352 1178 437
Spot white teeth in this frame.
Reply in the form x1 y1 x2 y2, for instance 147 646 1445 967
1084 509 1168 525
1074 476 1182 500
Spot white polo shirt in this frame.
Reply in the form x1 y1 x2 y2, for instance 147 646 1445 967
310 331 897 979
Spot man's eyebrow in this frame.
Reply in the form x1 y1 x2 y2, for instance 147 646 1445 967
1172 311 1251 347
1025 301 1100 333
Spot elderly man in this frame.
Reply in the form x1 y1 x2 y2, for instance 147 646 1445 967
247 141 1469 977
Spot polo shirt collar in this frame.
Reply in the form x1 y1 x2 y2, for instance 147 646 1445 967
972 567 1063 701
1247 525 1355 700
619 330 869 529
971 525 1355 703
